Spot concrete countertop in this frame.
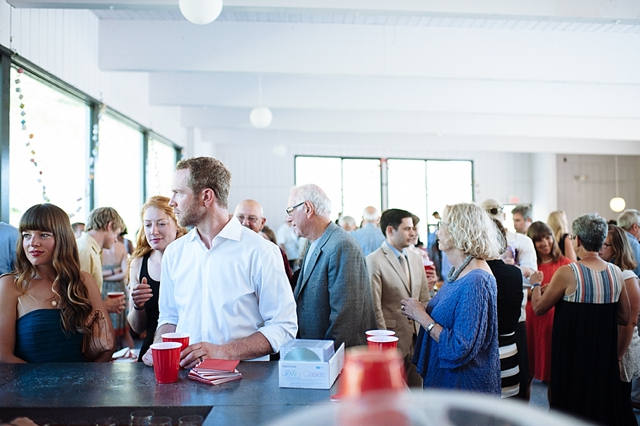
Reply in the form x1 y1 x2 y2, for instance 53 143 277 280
0 361 332 425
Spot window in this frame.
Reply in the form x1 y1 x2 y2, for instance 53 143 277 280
147 137 178 199
3 52 181 229
341 159 381 220
387 159 427 236
425 160 474 224
9 68 89 225
295 156 474 235
93 114 143 234
295 157 342 219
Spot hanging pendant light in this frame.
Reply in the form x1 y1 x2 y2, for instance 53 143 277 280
250 75 273 128
610 155 626 212
179 0 223 25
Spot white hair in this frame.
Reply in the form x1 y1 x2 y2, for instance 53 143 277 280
362 207 380 222
291 184 331 218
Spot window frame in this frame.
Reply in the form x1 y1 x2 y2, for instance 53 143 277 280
0 45 181 223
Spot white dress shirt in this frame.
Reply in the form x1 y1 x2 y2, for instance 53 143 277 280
158 217 298 354
506 230 538 323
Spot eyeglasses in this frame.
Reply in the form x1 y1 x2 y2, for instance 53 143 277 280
436 221 449 231
285 201 305 216
236 215 260 224
488 206 504 215
601 243 612 248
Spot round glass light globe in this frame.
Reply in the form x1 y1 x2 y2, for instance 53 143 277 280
179 0 223 25
250 106 273 128
610 196 626 212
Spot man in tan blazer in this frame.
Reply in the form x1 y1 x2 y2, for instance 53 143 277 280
366 208 431 387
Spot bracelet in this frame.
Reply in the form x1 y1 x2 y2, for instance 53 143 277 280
426 321 437 337
531 283 541 288
134 304 145 311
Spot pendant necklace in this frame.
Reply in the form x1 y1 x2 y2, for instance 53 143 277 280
447 255 474 282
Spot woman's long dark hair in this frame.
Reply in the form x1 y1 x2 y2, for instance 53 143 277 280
606 224 638 272
527 221 563 264
15 204 92 333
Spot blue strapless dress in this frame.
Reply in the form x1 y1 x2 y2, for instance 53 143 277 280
15 309 84 363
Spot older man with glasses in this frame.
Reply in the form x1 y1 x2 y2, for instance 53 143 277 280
286 184 376 349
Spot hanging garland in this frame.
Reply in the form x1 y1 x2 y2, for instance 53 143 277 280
14 67 85 218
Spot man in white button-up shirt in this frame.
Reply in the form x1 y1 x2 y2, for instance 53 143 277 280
142 157 297 368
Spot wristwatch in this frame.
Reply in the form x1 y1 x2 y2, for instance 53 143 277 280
426 321 437 337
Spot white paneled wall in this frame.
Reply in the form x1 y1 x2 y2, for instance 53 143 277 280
211 141 537 226
557 154 640 224
0 4 184 143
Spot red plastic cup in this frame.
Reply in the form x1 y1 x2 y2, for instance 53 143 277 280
150 342 182 383
367 336 399 351
337 348 405 399
107 291 125 298
162 332 190 351
365 330 396 338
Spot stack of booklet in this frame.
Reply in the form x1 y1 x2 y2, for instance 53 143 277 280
188 359 242 385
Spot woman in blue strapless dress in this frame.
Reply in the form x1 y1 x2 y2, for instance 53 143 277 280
0 203 115 363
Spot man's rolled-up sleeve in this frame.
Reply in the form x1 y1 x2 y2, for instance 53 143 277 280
255 244 298 353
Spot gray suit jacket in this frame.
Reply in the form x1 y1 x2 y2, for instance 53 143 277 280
295 222 376 348
366 243 430 358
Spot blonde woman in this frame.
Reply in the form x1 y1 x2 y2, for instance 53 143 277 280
401 202 502 394
547 210 577 262
127 196 187 362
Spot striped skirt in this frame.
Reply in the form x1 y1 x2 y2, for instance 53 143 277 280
499 331 520 398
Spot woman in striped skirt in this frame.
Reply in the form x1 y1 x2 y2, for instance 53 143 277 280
487 218 524 398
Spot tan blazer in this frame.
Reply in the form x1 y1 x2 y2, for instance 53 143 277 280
366 242 431 358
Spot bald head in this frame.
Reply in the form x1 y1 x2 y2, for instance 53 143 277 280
362 206 380 224
234 199 266 232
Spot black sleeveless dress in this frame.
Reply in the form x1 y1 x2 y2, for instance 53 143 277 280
137 252 161 362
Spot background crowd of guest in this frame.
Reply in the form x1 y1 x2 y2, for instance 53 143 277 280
0 156 638 426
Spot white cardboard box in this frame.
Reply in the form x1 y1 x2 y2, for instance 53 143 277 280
280 339 335 362
278 342 345 389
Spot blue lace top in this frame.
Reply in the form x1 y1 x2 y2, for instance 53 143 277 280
413 269 501 395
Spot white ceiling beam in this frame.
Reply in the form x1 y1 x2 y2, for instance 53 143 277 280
151 72 640 118
99 21 640 85
181 106 640 140
8 0 640 20
199 128 640 155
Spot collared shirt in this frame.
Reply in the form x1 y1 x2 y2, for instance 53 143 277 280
506 230 537 272
384 241 403 259
158 217 298 354
76 232 103 291
0 222 18 275
506 230 538 323
351 223 385 257
624 231 640 278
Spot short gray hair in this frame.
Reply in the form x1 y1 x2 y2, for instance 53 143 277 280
617 209 640 231
572 213 607 252
511 204 532 221
290 184 331 218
